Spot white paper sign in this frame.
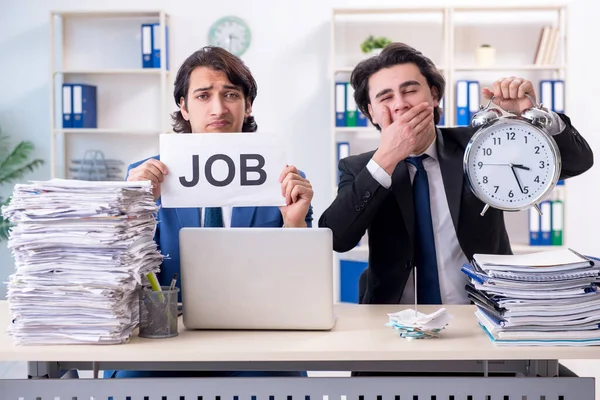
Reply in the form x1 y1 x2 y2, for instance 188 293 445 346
160 133 287 208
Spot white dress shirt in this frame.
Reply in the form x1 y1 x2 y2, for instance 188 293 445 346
367 138 470 305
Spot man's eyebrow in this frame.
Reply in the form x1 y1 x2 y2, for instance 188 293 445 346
193 84 242 94
375 81 421 99
399 80 421 89
193 85 213 93
375 88 393 99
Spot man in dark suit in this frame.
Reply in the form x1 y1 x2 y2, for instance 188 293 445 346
319 42 593 306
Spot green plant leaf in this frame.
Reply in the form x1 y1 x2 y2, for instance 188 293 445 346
0 140 36 175
0 159 44 185
0 196 12 241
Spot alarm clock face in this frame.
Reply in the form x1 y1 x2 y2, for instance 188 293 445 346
464 118 561 211
208 16 251 56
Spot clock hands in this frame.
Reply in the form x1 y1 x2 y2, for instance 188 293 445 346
482 163 530 170
509 164 525 194
480 162 531 194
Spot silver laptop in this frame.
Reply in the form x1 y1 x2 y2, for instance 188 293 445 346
179 227 335 330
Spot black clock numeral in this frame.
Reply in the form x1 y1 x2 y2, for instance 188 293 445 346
534 146 540 154
534 176 540 183
506 132 516 140
523 186 529 194
478 162 483 169
483 148 492 156
493 138 501 145
539 161 545 169
494 186 499 193
508 190 514 198
524 136 528 144
483 176 489 184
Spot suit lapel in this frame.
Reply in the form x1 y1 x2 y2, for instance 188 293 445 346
436 128 464 233
174 208 201 228
391 161 414 250
231 207 257 227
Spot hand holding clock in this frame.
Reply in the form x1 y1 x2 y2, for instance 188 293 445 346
481 77 537 115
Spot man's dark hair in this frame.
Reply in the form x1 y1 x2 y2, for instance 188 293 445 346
171 46 258 133
350 42 445 130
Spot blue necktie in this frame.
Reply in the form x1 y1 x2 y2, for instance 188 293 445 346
405 155 442 304
204 207 224 228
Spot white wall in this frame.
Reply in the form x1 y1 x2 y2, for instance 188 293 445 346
1 0 599 282
1 0 600 387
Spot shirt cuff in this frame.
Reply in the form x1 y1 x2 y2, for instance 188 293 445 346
546 111 567 136
367 158 392 189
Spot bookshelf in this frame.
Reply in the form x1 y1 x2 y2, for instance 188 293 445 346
50 10 171 180
330 5 568 300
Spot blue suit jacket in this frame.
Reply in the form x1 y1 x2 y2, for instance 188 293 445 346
127 155 313 294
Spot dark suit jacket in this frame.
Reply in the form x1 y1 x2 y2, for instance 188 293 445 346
318 113 593 304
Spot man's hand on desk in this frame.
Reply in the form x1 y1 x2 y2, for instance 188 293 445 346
128 159 168 201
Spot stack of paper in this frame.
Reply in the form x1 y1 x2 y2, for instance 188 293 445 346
1 179 163 345
387 308 452 340
462 249 600 346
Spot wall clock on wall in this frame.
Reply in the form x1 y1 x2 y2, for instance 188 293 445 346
208 16 251 56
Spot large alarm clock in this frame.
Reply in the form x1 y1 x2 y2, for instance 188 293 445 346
208 16 251 56
463 94 561 216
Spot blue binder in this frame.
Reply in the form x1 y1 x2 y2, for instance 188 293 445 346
456 80 469 126
528 207 541 246
468 81 480 121
539 79 565 113
152 23 169 69
337 142 350 183
335 82 346 127
539 200 553 246
72 84 97 129
357 109 368 127
141 24 153 68
62 84 73 128
340 260 368 303
552 80 565 113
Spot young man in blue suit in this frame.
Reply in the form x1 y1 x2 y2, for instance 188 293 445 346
105 46 313 379
127 46 313 300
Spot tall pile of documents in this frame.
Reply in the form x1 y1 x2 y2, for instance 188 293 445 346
2 179 163 345
462 249 600 346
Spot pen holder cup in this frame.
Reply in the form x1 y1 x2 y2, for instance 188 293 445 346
138 286 180 339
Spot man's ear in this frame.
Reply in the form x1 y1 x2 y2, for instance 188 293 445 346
368 103 376 125
180 96 189 120
245 99 252 117
431 87 440 107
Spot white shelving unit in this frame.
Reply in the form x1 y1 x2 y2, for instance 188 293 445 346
330 5 568 272
50 10 172 179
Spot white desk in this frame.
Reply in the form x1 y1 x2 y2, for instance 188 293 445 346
0 301 596 399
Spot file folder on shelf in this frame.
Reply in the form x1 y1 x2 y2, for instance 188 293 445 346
141 24 153 68
72 84 97 129
335 82 346 127
62 84 73 128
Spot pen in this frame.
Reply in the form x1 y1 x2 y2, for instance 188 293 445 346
169 273 178 291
